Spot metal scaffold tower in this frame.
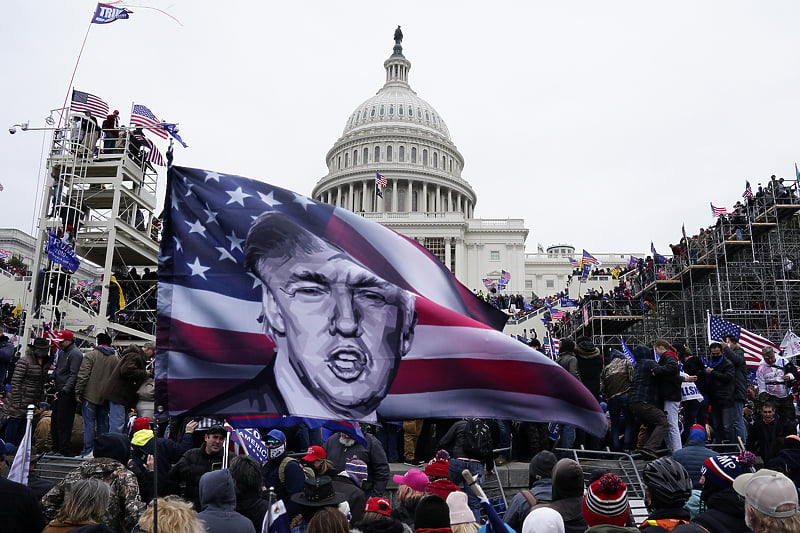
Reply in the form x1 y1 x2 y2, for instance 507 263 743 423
558 179 800 353
20 109 162 348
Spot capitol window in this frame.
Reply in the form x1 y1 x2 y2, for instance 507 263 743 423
425 111 430 122
399 146 405 162
364 147 369 163
353 150 358 165
417 109 422 119
344 152 349 167
422 149 428 166
371 107 376 117
411 147 417 163
380 105 385 116
490 251 500 261
389 105 394 115
399 105 404 116
433 152 438 167
375 146 381 162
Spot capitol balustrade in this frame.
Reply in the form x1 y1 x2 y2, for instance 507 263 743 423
362 211 466 222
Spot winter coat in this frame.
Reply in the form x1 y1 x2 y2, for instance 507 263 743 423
168 442 225 510
75 345 119 404
54 342 83 395
503 478 553 532
0 338 14 364
653 350 681 403
43 520 101 533
351 518 407 533
236 494 269 533
324 432 390 497
532 459 586 533
0 476 48 533
196 470 256 533
102 344 149 408
723 345 747 401
556 352 581 380
261 451 306 518
4 346 51 418
332 472 367 523
129 429 194 499
41 455 146 533
575 345 603 398
34 410 53 453
704 355 735 408
692 486 747 533
601 356 633 399
628 357 659 405
671 441 718 489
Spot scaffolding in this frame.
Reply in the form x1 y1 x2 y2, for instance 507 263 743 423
20 111 162 347
558 179 800 353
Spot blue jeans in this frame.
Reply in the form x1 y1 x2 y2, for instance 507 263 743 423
496 420 511 455
109 401 127 434
559 424 576 449
376 422 400 463
3 417 25 446
608 394 636 451
711 405 735 444
449 458 484 521
732 400 747 442
82 400 109 455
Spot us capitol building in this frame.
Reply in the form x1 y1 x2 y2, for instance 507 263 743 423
311 29 630 299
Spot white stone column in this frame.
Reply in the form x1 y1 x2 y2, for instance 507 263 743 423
436 185 441 212
447 189 453 212
454 237 465 280
362 181 368 212
349 183 354 211
408 180 413 212
392 180 398 212
444 237 452 272
336 187 342 208
422 183 428 212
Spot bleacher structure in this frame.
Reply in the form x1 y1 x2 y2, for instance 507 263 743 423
20 111 162 348
558 182 800 352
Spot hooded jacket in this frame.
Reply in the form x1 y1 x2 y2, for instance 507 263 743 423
41 434 145 533
169 441 225 510
628 347 658 405
102 344 149 408
692 485 747 533
53 341 82 395
653 349 681 403
197 470 257 533
532 459 586 533
575 340 603 398
75 345 119 404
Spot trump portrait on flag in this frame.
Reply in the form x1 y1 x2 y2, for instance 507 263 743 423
157 166 607 435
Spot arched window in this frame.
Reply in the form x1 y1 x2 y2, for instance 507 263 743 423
399 146 405 162
384 189 392 211
449 159 453 172
398 189 406 211
363 147 369 164
411 147 417 163
389 105 394 115
433 152 438 168
399 105 404 116
370 107 376 117
422 149 428 166
387 145 393 162
380 105 385 116
344 152 349 167
374 146 381 162
353 149 358 165
337 156 341 170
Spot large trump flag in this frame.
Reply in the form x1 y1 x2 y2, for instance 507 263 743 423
157 166 606 435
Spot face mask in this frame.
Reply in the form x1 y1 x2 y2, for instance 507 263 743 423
267 441 286 460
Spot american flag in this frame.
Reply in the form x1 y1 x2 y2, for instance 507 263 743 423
500 270 511 282
133 133 166 166
71 89 109 118
543 336 560 357
582 249 599 266
156 166 606 435
742 181 754 199
549 307 566 320
708 314 779 368
131 104 169 138
569 257 581 268
375 171 388 187
710 203 728 217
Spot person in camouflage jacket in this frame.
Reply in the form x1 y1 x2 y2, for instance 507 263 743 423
42 433 146 532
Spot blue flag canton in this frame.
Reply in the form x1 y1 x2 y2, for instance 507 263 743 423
708 315 741 342
160 167 336 301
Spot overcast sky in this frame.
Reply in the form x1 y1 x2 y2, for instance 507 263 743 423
2 1 799 255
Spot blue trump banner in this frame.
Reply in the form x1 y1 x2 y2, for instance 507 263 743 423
46 232 80 273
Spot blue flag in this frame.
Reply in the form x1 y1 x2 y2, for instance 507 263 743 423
619 337 637 367
560 297 578 308
580 264 590 282
159 123 189 148
91 3 132 23
46 232 80 273
263 499 290 533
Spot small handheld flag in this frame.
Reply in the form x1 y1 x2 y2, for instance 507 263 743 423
710 203 728 217
742 181 753 199
92 3 132 24
131 104 169 139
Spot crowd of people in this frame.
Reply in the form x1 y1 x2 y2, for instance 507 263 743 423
0 329 799 532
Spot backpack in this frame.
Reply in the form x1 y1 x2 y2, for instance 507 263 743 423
278 456 316 485
463 418 492 458
602 357 633 398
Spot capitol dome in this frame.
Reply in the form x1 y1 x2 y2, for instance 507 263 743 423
312 30 476 218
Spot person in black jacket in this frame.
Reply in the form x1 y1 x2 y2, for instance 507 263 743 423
228 455 269 532
722 334 748 443
628 345 669 458
331 458 368 524
704 343 736 444
653 340 685 452
167 425 225 509
678 345 706 443
129 416 197 500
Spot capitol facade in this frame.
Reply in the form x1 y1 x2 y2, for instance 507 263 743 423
312 31 631 301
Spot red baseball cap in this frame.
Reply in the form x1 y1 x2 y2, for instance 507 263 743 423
302 445 326 462
54 330 74 342
365 497 392 517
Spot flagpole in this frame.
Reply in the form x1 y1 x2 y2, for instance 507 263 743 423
57 17 95 129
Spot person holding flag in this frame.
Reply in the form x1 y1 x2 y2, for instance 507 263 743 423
755 346 798 436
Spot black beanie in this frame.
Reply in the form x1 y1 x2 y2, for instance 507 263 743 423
529 450 558 480
414 494 451 529
93 433 130 464
96 332 112 346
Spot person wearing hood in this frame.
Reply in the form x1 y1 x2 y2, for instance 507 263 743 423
42 432 147 532
704 342 736 444
3 337 52 446
574 338 604 449
196 469 257 533
530 458 586 533
504 450 557 532
332 457 369 523
692 454 755 532
672 425 718 489
628 345 668 459
129 416 197 500
521 506 564 533
75 332 120 458
602 348 635 453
